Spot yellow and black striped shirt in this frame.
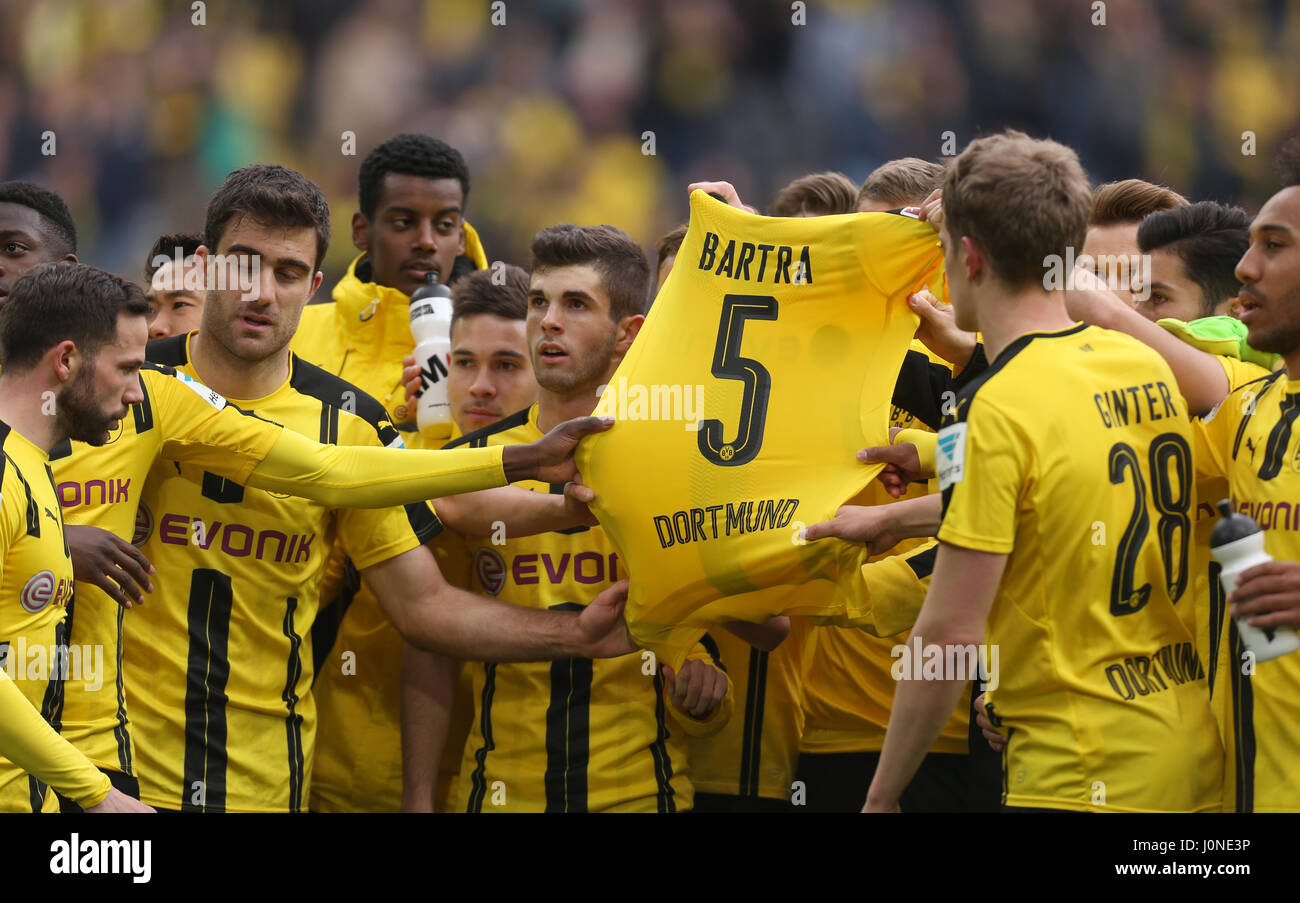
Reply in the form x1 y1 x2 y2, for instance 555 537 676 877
51 364 285 776
0 422 77 811
939 324 1220 812
1193 361 1300 812
123 333 441 812
449 404 732 812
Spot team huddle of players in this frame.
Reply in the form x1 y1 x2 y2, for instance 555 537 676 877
1 125 1298 812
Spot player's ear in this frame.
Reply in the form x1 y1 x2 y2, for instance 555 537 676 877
960 235 984 282
614 313 645 353
48 339 79 382
352 211 370 253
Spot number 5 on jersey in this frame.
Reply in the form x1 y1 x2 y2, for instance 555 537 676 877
698 294 778 467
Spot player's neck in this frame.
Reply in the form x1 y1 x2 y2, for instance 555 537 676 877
1284 350 1300 380
536 387 599 434
188 330 291 401
977 287 1076 362
0 374 61 452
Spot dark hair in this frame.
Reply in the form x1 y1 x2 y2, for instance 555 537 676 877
144 231 204 281
451 265 529 329
1138 201 1250 315
655 224 687 269
0 263 149 372
943 130 1093 289
771 172 858 217
359 134 471 220
0 180 77 255
1090 179 1188 226
857 158 945 209
205 164 330 270
530 224 650 321
1277 135 1300 188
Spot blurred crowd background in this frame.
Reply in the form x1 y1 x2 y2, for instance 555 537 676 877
2 0 1297 295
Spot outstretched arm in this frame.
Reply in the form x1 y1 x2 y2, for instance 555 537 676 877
363 544 635 662
433 480 597 538
241 416 613 509
1066 267 1228 415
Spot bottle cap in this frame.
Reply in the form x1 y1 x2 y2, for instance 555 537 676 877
409 268 451 304
1210 499 1259 547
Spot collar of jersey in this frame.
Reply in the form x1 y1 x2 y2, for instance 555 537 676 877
178 331 296 407
2 421 49 460
992 322 1089 365
333 255 412 328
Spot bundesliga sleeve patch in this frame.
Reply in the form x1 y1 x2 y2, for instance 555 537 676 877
575 190 946 669
176 371 228 411
936 422 968 490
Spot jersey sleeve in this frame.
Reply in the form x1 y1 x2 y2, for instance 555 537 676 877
857 539 938 637
242 427 507 508
1189 359 1268 483
333 416 445 572
150 365 284 483
935 397 1027 555
857 214 945 298
0 669 111 808
1220 355 1273 391
895 428 938 476
891 344 991 431
664 633 734 738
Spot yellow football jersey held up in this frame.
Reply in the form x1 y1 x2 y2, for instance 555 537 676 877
451 406 731 813
578 192 944 668
939 324 1222 813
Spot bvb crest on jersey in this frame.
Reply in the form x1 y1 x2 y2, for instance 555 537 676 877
577 191 946 668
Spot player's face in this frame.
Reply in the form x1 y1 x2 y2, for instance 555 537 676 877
1082 222 1141 300
1132 248 1209 323
940 221 978 331
448 313 536 433
201 220 322 364
147 259 205 339
527 264 622 395
61 313 147 446
0 202 74 302
355 174 466 298
1236 186 1300 355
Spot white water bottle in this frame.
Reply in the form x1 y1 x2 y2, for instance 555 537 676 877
409 271 454 440
1210 499 1300 662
